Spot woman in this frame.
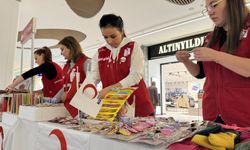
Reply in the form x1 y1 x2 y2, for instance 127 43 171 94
58 36 90 117
176 0 250 127
90 14 154 117
6 46 63 97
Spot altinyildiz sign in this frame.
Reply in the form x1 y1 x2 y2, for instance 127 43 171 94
148 32 207 60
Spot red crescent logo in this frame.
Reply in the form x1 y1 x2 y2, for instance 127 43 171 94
0 126 3 150
49 129 67 150
82 84 98 99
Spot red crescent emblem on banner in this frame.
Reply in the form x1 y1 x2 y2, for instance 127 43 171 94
82 84 98 99
49 129 67 150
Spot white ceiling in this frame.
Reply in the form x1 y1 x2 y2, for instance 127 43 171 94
17 0 207 53
15 0 250 74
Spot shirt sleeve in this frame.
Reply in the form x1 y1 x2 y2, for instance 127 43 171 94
21 62 57 80
195 61 205 79
83 58 91 73
89 52 101 84
119 42 144 88
21 65 44 80
53 88 64 103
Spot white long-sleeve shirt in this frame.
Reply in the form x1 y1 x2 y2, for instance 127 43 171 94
90 38 145 88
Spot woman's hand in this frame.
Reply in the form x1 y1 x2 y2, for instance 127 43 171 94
99 83 122 98
5 84 15 93
99 86 111 98
193 47 219 62
61 92 68 102
176 51 191 63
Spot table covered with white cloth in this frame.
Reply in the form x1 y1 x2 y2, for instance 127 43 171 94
2 119 166 150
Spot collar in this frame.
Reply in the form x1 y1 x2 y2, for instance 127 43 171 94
105 38 131 60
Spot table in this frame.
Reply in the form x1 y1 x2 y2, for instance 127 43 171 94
38 122 167 150
2 119 167 150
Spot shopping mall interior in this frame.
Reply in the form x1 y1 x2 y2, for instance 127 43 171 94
1 0 218 119
2 0 250 122
1 0 250 149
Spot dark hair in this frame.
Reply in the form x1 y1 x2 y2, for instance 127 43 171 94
208 0 249 54
99 14 126 37
58 36 83 63
34 46 52 62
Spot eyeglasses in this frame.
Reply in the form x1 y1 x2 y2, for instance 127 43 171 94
202 0 224 16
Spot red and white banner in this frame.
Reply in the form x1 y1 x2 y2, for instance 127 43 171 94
20 18 36 44
70 77 102 118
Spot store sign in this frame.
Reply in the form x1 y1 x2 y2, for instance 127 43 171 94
148 32 208 60
20 18 36 44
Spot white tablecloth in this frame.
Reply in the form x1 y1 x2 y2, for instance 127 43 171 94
3 118 39 150
37 122 166 150
2 119 166 150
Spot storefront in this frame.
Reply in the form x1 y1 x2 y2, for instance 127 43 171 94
146 32 207 116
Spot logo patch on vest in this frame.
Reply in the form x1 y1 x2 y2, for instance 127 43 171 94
240 28 248 39
123 48 131 57
120 57 126 63
70 68 76 82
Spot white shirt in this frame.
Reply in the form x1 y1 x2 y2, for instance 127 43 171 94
90 38 145 88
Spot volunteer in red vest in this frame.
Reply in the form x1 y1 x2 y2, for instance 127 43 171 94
5 46 63 97
176 0 250 127
90 14 154 117
58 36 90 117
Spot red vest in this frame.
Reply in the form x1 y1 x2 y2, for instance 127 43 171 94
42 61 63 97
98 42 154 117
63 55 89 118
202 17 250 127
63 55 88 92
